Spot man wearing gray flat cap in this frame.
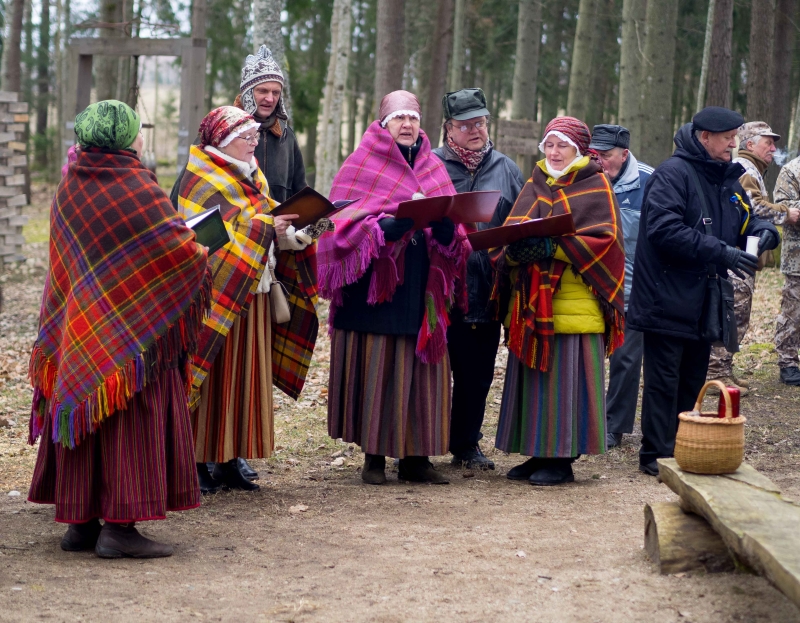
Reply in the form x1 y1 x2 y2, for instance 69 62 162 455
627 106 780 477
589 124 653 450
433 88 524 470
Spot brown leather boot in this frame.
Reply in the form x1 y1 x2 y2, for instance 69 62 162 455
95 523 174 559
361 454 387 485
60 518 102 552
398 456 449 484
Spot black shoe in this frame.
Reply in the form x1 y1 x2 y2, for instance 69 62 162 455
361 454 387 485
236 457 259 481
639 461 659 477
398 456 449 484
506 457 546 481
780 366 800 386
451 445 495 470
606 432 623 448
528 459 575 486
197 462 222 495
60 518 102 552
212 459 260 491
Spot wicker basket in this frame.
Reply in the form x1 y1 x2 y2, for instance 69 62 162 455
674 380 746 474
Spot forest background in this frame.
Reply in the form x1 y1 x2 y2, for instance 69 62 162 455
0 0 799 193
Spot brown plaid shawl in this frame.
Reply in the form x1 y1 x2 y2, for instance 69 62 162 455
30 148 211 448
491 158 625 371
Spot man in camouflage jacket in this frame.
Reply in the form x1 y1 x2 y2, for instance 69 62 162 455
708 122 787 392
774 151 800 385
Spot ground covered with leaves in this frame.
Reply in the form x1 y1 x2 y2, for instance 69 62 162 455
0 185 798 622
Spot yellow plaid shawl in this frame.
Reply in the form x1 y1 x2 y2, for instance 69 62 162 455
179 146 275 408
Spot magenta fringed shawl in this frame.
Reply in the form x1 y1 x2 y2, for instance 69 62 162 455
317 121 470 363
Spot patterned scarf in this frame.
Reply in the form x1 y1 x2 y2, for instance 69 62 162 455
178 145 319 404
446 135 492 172
491 157 625 371
30 149 211 448
318 121 471 363
75 99 141 150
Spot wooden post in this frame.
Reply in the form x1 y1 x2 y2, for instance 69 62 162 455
178 0 207 172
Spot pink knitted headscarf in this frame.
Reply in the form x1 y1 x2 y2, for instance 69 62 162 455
378 90 421 127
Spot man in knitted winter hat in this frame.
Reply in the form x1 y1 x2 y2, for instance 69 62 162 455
171 45 306 208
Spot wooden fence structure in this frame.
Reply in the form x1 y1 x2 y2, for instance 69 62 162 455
0 92 29 268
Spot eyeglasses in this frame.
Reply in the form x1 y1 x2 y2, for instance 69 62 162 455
448 120 488 133
235 134 260 145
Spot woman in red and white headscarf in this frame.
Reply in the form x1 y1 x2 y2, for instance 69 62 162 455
318 91 471 485
178 106 319 493
491 116 626 486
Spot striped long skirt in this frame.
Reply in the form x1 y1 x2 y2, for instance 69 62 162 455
328 330 451 458
192 293 274 463
28 367 200 524
495 333 606 457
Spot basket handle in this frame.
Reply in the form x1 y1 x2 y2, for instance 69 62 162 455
693 380 733 420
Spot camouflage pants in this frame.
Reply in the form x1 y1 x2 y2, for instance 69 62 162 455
775 274 800 369
707 273 754 378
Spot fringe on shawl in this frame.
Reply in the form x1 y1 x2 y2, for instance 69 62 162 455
318 222 386 301
28 271 213 449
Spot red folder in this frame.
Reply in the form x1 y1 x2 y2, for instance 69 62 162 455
395 190 501 230
467 213 576 251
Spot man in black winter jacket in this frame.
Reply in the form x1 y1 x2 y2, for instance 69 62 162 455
433 88 524 470
628 107 780 476
170 45 306 208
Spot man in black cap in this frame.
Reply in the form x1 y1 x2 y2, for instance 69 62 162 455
589 125 653 449
433 88 524 470
627 106 780 476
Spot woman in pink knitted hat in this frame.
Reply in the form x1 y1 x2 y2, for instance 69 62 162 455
318 91 472 485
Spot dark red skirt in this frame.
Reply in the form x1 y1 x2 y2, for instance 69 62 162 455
28 367 201 524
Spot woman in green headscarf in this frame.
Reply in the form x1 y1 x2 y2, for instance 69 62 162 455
28 100 210 559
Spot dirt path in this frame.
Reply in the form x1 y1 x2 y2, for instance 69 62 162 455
1 188 799 622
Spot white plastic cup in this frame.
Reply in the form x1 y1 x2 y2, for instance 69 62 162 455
746 235 759 256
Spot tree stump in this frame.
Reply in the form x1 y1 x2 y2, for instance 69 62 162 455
644 502 735 574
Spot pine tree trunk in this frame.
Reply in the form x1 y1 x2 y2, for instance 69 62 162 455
96 0 122 102
746 0 774 121
770 0 794 141
35 0 51 166
22 0 33 103
448 0 466 91
585 0 615 130
252 0 293 121
639 0 678 167
511 0 542 122
1 0 25 91
618 0 645 152
696 0 715 113
566 0 596 120
421 0 454 143
705 0 733 108
317 0 352 196
374 0 405 111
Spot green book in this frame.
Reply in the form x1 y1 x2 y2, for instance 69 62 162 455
185 206 231 255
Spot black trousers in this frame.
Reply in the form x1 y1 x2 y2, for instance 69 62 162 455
606 324 643 435
446 319 502 455
639 331 711 465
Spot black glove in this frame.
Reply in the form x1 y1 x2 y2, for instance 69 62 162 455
506 236 557 264
719 243 758 279
757 228 779 255
429 216 455 245
378 216 414 242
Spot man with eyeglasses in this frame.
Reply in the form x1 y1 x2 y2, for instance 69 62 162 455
433 88 524 470
171 45 306 206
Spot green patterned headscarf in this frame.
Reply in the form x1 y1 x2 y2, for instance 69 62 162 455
74 100 141 150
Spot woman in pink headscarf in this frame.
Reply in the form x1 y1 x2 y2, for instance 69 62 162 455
318 90 471 485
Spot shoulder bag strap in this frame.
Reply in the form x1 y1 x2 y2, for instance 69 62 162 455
680 159 717 279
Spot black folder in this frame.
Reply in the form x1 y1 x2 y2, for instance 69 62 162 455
185 206 232 255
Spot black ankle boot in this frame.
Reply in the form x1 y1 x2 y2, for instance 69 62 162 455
528 458 575 486
398 456 449 484
236 457 259 481
61 518 102 551
507 457 546 480
197 462 222 495
362 454 387 485
212 459 260 491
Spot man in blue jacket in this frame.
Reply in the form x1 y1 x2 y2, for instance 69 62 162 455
433 88 524 470
589 125 653 449
628 107 780 476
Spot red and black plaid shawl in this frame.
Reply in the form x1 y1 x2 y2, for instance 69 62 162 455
491 158 625 371
29 149 210 448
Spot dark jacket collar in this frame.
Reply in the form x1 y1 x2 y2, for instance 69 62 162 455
673 123 744 184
